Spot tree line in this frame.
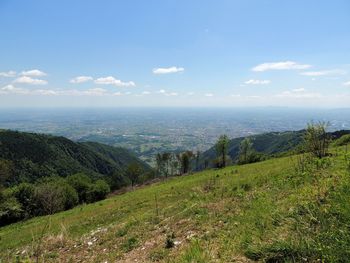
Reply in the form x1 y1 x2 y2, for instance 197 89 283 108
0 161 151 226
155 150 203 177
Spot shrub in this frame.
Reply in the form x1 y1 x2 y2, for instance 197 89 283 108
66 173 92 203
34 181 66 215
60 183 79 209
122 237 138 252
12 183 37 218
86 179 110 203
304 122 330 158
108 172 130 190
0 190 23 226
334 134 350 146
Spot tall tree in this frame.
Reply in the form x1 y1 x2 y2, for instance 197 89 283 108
127 162 143 187
155 153 163 177
162 152 171 178
180 153 190 174
215 135 229 168
238 138 254 164
195 150 201 170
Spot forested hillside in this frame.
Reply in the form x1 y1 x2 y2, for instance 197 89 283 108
197 129 350 169
0 130 150 187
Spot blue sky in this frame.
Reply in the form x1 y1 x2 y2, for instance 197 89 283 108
0 0 350 107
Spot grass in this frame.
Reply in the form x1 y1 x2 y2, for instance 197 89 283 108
1 146 350 262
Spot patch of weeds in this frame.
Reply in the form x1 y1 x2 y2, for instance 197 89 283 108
149 248 168 261
240 182 252 192
202 177 217 193
244 241 304 262
191 207 208 219
180 239 210 263
116 227 128 237
231 186 245 198
122 236 138 252
45 252 59 259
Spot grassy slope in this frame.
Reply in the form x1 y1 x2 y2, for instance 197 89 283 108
1 146 350 262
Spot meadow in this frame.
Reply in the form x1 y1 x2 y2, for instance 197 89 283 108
1 145 350 262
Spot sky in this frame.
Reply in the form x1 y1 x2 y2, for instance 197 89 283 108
0 0 350 108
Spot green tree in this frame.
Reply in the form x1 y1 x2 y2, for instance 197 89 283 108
34 182 65 215
86 180 110 202
215 135 230 168
304 122 330 158
0 190 23 226
180 151 193 174
12 183 37 218
156 153 163 177
162 152 171 178
66 173 91 203
109 172 130 190
195 150 201 171
238 138 253 164
127 163 143 187
0 159 13 187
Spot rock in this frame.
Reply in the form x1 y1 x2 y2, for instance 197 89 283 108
174 240 182 246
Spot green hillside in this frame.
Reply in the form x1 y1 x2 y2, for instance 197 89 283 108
0 130 150 187
198 130 350 169
1 143 349 262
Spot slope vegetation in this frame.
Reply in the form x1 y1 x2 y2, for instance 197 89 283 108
0 130 150 186
1 144 350 262
198 129 350 169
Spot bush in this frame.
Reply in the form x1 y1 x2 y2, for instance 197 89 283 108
34 181 66 215
34 177 79 215
60 183 79 209
334 134 350 146
12 183 37 218
108 172 130 190
66 173 92 203
86 179 110 203
304 122 330 158
0 190 23 226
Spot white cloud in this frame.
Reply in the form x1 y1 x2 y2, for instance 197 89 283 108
167 92 178 96
94 76 135 87
158 89 166 94
113 92 122 96
153 66 184 74
231 94 241 97
21 69 47 77
300 69 346 76
343 81 350 86
275 88 321 98
0 71 16 77
142 91 151 95
187 92 195 96
205 93 213 97
245 79 271 85
70 76 93 84
33 89 58 95
247 95 261 98
1 84 29 94
252 61 311 72
14 76 48 85
83 88 107 96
